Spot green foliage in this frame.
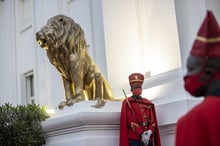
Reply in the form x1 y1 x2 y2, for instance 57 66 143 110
0 103 49 146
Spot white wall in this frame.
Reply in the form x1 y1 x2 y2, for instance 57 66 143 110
102 0 183 99
0 0 18 104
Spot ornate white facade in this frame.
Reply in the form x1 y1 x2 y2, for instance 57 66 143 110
0 0 220 146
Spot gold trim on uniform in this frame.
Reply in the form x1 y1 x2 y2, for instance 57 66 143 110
196 36 220 43
131 122 139 132
152 122 156 127
130 79 144 83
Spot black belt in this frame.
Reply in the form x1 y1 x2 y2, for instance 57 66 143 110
139 121 149 127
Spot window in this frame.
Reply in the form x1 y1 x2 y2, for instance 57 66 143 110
102 0 182 97
24 71 35 104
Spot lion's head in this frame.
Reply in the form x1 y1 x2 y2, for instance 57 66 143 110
36 15 88 54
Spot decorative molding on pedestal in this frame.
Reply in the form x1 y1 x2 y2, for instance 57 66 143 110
159 123 176 137
159 123 177 146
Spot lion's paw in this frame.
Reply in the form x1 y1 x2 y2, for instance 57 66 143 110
66 96 84 106
58 101 67 109
91 98 106 108
66 99 74 106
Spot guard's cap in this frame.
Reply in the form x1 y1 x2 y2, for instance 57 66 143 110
129 73 144 87
190 10 220 58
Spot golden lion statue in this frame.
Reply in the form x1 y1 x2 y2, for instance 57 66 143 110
36 15 114 109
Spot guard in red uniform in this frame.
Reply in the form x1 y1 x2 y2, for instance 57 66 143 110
175 10 220 146
120 73 161 146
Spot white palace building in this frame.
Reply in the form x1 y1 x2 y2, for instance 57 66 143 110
0 0 220 146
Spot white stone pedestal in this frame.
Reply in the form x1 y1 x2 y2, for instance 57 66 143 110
42 98 198 146
42 100 122 146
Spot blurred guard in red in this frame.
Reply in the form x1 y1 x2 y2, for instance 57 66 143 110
176 10 220 146
120 73 161 146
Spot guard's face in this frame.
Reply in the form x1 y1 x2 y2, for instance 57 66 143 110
185 55 204 76
184 55 206 97
131 85 142 96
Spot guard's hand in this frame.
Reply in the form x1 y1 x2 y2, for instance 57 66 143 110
141 130 152 145
146 130 152 136
141 133 148 145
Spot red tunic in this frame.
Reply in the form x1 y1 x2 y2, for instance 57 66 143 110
120 96 161 146
176 96 220 146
